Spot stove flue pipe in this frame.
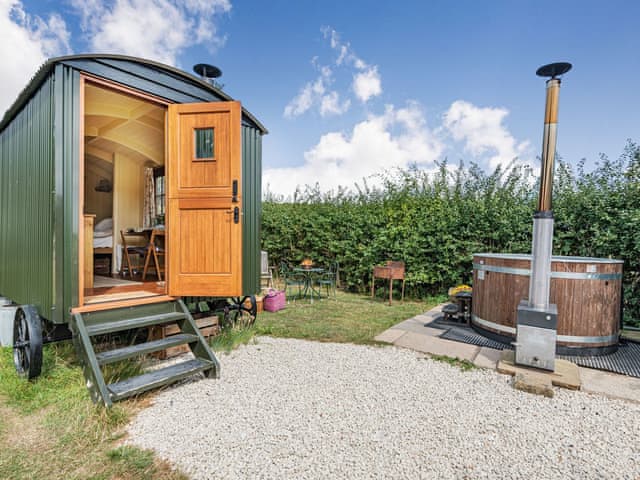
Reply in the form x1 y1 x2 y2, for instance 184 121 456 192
528 76 561 309
515 62 571 371
538 77 561 213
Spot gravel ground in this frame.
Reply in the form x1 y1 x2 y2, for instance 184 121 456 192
127 337 640 479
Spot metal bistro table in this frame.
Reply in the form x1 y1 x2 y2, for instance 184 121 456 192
293 267 325 301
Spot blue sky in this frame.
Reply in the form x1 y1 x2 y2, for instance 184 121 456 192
2 1 638 196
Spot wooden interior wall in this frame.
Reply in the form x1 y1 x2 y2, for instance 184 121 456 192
84 156 113 222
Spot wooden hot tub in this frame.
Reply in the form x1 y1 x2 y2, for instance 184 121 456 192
472 253 623 355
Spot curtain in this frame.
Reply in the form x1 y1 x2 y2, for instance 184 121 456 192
143 167 156 228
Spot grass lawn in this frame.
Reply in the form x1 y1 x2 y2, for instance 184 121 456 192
0 343 188 480
255 290 442 345
0 289 441 479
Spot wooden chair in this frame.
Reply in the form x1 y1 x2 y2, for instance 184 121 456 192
120 230 148 278
371 260 405 305
143 229 165 281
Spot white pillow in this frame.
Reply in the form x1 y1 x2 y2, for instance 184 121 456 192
95 217 113 233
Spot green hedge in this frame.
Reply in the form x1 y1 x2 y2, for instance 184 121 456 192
262 142 640 327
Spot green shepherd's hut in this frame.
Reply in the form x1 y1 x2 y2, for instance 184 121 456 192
0 54 267 406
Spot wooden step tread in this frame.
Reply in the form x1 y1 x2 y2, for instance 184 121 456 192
108 358 213 401
95 334 199 365
87 312 186 336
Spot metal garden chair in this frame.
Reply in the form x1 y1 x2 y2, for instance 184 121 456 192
279 261 305 300
316 261 339 298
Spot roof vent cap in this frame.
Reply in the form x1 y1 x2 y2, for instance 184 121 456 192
193 63 224 90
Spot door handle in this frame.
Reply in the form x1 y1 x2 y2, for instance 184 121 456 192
232 180 238 203
233 207 240 223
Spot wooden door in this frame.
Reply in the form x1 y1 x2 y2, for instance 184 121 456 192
167 102 242 296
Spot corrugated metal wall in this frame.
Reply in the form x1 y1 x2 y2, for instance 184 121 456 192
0 75 56 319
55 65 82 322
242 126 262 295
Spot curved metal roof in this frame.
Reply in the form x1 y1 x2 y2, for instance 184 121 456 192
0 53 267 134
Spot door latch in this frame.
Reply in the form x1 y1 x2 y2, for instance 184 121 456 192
232 180 238 203
233 206 240 223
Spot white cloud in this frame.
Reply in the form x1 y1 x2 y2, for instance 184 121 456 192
267 99 533 196
353 67 382 103
266 102 443 196
70 0 231 66
284 26 381 118
322 26 367 70
283 64 349 118
0 0 71 115
322 27 381 102
443 100 532 169
320 91 350 116
284 73 325 117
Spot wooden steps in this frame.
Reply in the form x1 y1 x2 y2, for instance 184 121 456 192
108 358 213 401
150 316 219 359
70 300 220 407
86 312 186 336
95 333 199 365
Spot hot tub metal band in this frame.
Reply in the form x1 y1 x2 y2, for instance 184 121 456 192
472 263 622 281
471 314 619 344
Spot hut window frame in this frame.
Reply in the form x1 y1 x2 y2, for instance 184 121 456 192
193 127 215 161
154 167 166 218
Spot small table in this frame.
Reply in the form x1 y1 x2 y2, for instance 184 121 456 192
293 267 324 301
371 261 405 305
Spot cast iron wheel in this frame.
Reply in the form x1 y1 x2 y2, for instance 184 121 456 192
223 296 257 329
13 306 43 380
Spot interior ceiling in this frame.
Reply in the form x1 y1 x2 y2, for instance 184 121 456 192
84 83 165 166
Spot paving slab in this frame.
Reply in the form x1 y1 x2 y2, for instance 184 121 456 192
497 350 581 390
473 347 502 369
579 367 640 403
513 371 554 397
413 308 444 323
420 326 445 337
373 329 407 344
391 319 444 336
411 314 436 323
394 331 481 361
401 315 425 324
